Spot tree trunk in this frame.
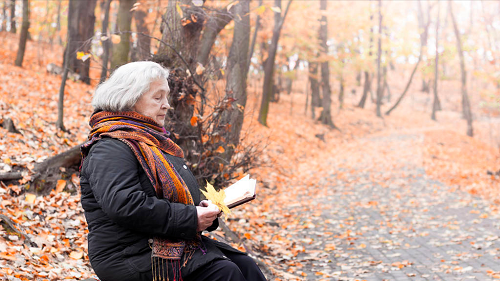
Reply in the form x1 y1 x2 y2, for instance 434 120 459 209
1 1 7 31
385 77 391 102
258 0 292 126
14 0 28 67
133 7 151 60
284 57 298 96
309 60 320 119
449 1 473 137
110 0 134 70
157 0 204 70
57 0 74 132
197 7 232 67
375 0 383 117
356 71 361 86
318 0 336 128
385 56 421 115
55 0 62 45
418 0 430 93
220 0 250 150
431 1 441 121
100 0 112 83
339 74 344 109
385 5 428 116
360 6 375 107
247 0 263 73
358 71 370 108
63 0 97 84
9 0 15 33
421 79 430 93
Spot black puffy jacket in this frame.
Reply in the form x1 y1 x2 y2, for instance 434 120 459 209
80 138 240 281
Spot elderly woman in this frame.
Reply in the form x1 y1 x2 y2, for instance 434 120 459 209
79 61 266 281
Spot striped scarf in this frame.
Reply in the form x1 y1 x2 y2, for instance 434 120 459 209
81 111 199 281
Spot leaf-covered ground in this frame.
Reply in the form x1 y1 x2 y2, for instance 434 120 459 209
1 33 500 280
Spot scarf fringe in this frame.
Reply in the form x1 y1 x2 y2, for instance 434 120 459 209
152 257 184 281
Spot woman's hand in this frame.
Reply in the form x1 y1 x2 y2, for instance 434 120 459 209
196 200 220 232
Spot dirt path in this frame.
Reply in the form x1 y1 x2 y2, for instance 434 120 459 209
282 130 500 280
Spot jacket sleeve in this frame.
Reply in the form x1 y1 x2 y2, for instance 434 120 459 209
84 138 198 240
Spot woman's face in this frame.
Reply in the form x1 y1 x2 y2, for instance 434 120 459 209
133 79 170 126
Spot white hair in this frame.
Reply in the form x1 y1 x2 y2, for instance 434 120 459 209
92 61 170 112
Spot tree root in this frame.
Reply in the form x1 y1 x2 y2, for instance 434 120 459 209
0 172 23 181
0 214 35 246
218 219 273 277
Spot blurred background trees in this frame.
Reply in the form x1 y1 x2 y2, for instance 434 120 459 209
2 0 500 186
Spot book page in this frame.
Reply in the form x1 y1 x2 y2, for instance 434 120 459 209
224 175 256 207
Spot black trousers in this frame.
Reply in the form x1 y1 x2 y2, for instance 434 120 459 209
184 249 267 281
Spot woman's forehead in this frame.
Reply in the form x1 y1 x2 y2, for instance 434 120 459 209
151 79 170 91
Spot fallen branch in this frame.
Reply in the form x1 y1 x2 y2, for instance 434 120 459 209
29 143 83 193
0 172 23 181
33 143 83 174
0 117 21 134
218 218 242 244
218 219 273 277
0 214 34 246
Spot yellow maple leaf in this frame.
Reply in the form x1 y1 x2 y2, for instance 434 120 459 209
201 182 231 215
76 52 85 60
256 5 266 15
176 2 183 18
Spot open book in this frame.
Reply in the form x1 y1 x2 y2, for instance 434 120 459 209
223 175 257 209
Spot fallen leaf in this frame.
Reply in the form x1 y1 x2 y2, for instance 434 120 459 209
270 6 282 13
111 34 121 44
214 146 225 154
25 193 36 204
56 180 66 193
69 251 83 260
190 116 198 127
176 2 183 18
196 63 205 75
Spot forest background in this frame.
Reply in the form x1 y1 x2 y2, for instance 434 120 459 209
0 0 500 280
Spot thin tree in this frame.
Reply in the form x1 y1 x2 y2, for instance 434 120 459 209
385 2 431 115
247 0 263 73
308 60 320 119
55 0 62 45
110 0 135 70
337 44 345 109
317 0 336 128
431 2 441 121
358 6 374 109
375 0 383 117
418 0 431 93
449 1 473 137
258 0 292 126
57 0 75 132
100 0 112 83
14 0 28 67
1 1 7 31
9 0 15 33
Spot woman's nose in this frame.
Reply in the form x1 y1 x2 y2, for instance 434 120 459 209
162 99 171 109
